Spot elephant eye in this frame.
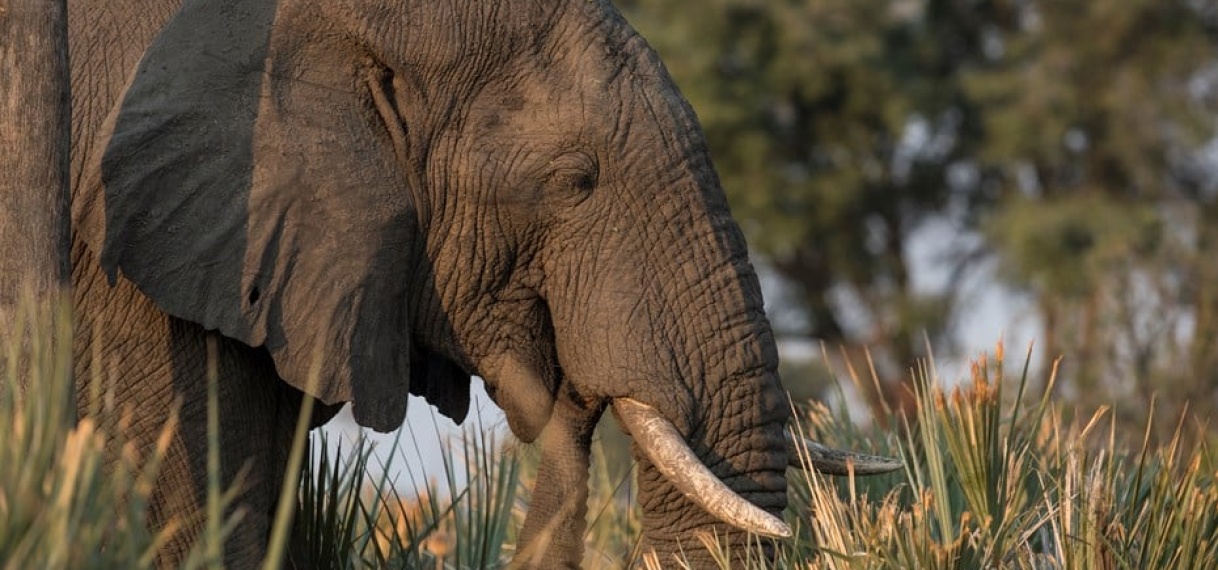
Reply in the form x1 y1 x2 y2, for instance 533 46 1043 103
543 152 599 200
549 168 596 193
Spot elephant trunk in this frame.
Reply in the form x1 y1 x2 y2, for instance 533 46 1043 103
538 176 794 562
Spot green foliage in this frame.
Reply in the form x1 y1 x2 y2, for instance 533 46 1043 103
430 419 518 569
290 417 530 569
958 0 1217 423
289 434 379 568
620 0 990 382
988 196 1163 297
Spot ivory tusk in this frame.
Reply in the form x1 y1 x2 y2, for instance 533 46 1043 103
613 398 792 539
784 432 903 475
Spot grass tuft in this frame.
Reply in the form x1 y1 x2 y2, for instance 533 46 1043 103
781 342 1218 569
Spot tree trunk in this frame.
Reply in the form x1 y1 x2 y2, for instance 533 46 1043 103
0 0 72 382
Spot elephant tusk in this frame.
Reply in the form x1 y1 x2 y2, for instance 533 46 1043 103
612 398 792 539
784 432 903 475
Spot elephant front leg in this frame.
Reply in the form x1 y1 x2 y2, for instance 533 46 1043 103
511 392 604 569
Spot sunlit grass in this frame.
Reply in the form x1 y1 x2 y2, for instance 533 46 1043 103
4 295 1216 568
0 295 176 568
782 343 1218 569
341 342 1216 568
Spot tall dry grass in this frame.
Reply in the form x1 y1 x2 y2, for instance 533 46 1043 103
4 295 1215 568
0 297 176 568
346 342 1217 568
786 343 1217 569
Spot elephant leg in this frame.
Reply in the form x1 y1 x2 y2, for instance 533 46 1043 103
153 324 313 568
72 241 327 568
511 393 604 570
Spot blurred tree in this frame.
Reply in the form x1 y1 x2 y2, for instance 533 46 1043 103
620 0 1218 428
960 0 1217 426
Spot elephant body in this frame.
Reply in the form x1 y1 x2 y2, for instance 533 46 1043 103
65 1 312 563
72 238 326 564
56 0 896 567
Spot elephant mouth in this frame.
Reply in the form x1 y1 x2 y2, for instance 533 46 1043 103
612 397 902 538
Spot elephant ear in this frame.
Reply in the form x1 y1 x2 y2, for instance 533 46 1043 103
410 351 471 424
98 0 457 431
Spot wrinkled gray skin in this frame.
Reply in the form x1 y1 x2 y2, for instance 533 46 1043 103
69 0 789 566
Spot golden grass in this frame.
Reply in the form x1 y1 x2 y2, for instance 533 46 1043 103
4 294 1215 568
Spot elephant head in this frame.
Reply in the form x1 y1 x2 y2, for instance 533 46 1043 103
94 0 897 564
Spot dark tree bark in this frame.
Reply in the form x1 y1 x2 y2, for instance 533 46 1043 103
0 0 72 369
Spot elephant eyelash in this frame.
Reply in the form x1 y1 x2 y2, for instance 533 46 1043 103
542 151 599 198
546 167 597 193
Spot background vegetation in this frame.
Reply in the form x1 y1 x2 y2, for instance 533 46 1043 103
619 0 1218 433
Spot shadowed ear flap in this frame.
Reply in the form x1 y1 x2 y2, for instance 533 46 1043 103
409 351 471 424
99 0 420 432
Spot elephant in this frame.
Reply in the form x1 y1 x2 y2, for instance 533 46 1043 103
58 0 902 567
